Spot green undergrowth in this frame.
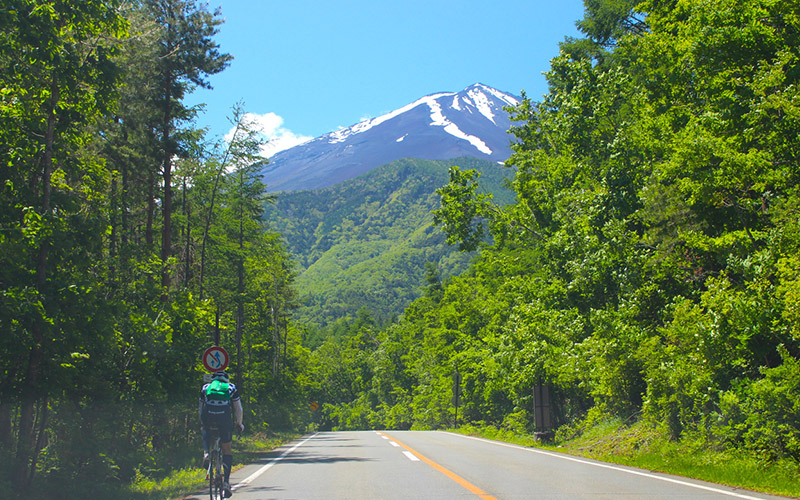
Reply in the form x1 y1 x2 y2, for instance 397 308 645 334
454 420 800 499
127 432 297 500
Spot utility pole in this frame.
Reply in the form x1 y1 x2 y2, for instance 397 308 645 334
452 370 461 428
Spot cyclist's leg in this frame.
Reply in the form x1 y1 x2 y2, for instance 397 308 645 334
201 426 211 464
221 441 233 481
220 420 234 490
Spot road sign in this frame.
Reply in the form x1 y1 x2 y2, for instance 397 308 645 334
310 401 320 412
202 346 229 372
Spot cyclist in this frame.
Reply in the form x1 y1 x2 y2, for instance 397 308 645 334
200 370 244 498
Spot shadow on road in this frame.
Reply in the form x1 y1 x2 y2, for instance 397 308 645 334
265 449 373 465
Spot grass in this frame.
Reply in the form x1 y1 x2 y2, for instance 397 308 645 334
453 420 800 499
128 467 206 500
126 431 298 500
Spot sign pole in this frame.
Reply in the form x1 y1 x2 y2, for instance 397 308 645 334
214 306 221 346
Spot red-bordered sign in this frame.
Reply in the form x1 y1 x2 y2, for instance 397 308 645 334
202 346 229 372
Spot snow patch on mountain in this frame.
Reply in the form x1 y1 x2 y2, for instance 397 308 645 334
427 99 492 155
328 92 453 144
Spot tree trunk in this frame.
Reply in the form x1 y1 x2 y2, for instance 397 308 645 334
199 125 238 300
236 186 245 389
161 155 172 294
272 278 280 377
109 172 118 279
146 168 155 248
160 71 173 297
183 177 192 288
16 78 58 491
121 128 129 251
0 401 11 448
27 397 49 486
236 304 243 391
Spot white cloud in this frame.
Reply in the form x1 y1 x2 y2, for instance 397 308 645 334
225 112 312 158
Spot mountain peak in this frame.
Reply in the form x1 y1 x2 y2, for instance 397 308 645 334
261 84 520 192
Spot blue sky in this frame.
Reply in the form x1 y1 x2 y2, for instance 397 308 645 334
187 0 586 155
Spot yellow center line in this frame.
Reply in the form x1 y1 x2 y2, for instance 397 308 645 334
378 431 499 500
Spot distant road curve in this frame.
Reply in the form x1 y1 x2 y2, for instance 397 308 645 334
185 431 792 500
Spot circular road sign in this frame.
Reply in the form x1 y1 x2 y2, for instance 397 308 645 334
202 346 229 372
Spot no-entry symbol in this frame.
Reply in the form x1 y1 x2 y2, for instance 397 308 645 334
202 346 229 372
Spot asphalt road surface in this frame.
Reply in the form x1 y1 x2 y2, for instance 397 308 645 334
185 431 792 500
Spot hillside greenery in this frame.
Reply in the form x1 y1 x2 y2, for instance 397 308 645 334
264 157 514 330
307 0 800 485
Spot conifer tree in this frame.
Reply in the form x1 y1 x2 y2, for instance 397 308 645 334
141 0 231 293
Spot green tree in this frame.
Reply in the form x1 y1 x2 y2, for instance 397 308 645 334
141 0 231 292
0 0 126 491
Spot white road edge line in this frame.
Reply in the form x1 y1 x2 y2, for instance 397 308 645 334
403 450 420 462
448 432 768 500
233 433 319 491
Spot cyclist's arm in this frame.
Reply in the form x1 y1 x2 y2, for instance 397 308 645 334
233 399 243 427
198 387 206 423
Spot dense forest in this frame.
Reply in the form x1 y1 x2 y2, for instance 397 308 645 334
2 0 799 499
0 2 307 498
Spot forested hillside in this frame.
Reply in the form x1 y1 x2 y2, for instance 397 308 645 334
265 157 514 329
309 0 800 471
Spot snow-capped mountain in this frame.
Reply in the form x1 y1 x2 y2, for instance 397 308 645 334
260 83 519 192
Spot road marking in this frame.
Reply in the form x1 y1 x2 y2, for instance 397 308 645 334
403 451 420 462
233 433 318 491
389 441 400 447
449 433 769 500
378 431 499 500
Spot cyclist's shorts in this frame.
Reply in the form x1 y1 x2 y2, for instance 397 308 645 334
202 404 233 443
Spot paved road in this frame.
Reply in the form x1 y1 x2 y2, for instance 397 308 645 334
185 431 792 500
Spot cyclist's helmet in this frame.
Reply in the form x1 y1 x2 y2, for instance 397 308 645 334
211 371 229 382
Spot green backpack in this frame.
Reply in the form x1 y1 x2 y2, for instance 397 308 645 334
205 380 231 402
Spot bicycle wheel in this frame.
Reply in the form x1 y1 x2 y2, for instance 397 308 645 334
208 459 215 500
211 449 225 500
213 474 224 500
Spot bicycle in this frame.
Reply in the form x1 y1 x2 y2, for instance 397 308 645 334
206 427 226 500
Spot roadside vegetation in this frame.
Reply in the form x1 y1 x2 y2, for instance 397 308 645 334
126 432 294 500
456 421 800 499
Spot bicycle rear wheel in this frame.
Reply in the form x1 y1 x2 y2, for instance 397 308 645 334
208 462 215 500
209 450 225 500
213 474 224 500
